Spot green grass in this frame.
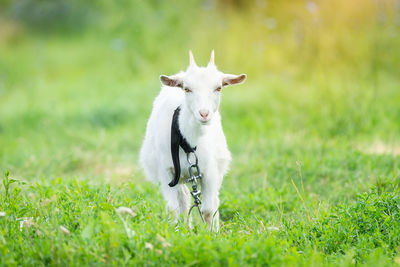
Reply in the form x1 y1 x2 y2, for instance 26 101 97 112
1 0 400 265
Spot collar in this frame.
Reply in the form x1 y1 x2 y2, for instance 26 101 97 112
169 106 196 187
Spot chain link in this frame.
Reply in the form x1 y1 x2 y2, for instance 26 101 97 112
185 151 205 223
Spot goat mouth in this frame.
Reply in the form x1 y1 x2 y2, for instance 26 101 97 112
199 119 210 125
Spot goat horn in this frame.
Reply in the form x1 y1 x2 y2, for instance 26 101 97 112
209 50 215 64
189 50 197 66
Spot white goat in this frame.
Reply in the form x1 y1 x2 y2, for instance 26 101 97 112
139 50 246 231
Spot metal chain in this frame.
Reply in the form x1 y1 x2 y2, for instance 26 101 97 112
185 151 205 223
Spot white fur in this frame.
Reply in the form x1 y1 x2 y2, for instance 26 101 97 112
139 51 246 231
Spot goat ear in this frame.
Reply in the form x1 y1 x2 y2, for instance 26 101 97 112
222 74 247 86
160 75 183 88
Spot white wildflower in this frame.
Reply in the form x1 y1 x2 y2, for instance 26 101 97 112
116 207 137 217
59 225 70 234
18 217 35 230
116 207 136 238
145 242 154 250
162 242 171 248
156 234 171 247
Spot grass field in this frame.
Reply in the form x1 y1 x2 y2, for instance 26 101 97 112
1 0 400 266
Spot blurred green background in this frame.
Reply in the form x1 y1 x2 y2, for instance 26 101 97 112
1 0 399 183
1 0 400 265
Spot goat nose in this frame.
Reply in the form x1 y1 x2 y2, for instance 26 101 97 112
199 109 209 119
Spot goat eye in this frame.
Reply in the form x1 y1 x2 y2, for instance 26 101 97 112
184 87 192 93
215 86 222 92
